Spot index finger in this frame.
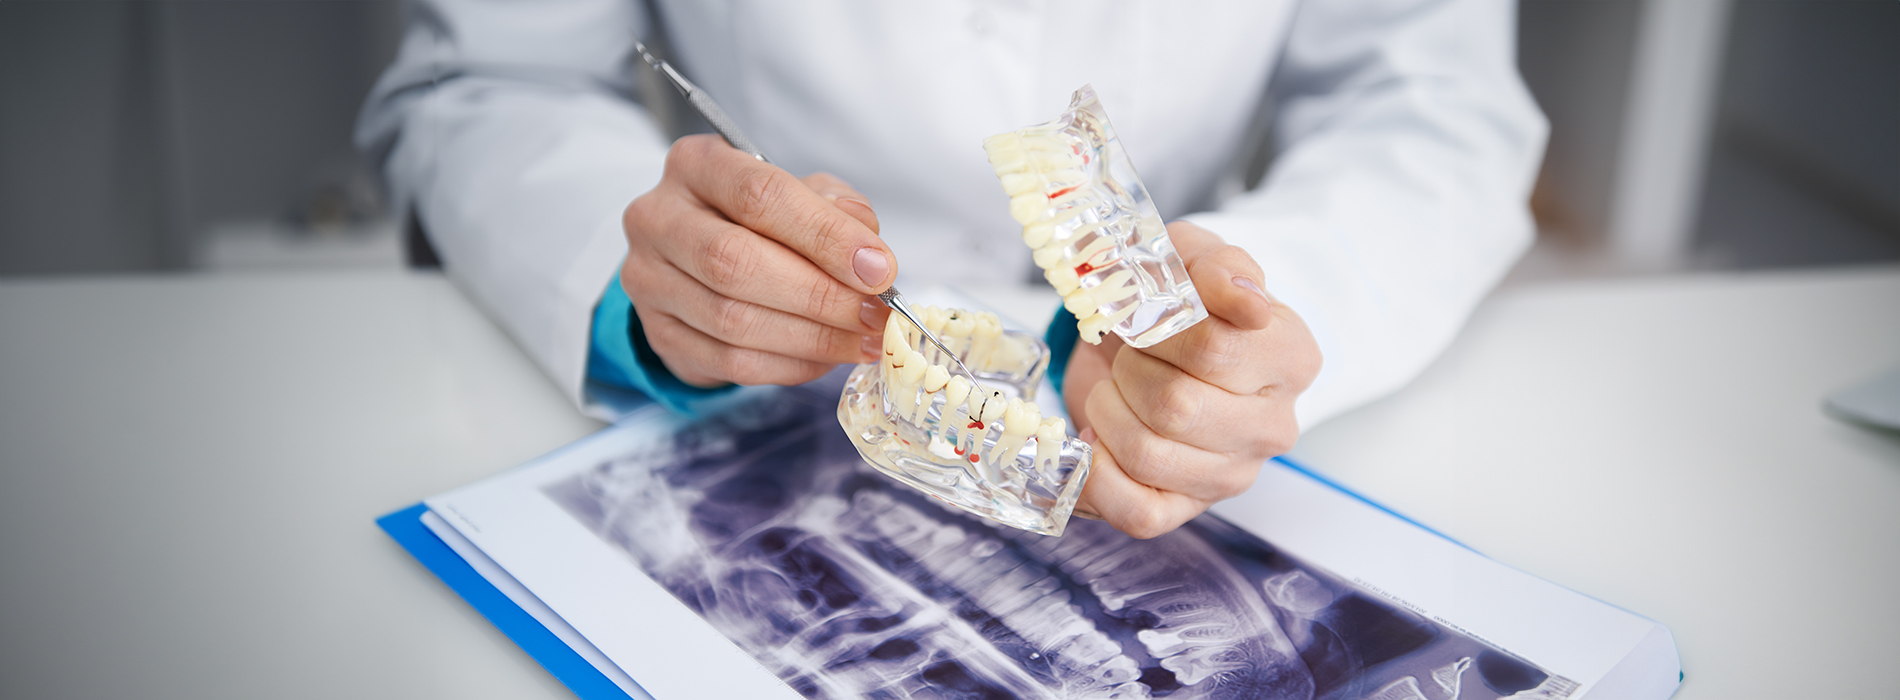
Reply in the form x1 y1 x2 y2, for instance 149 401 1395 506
671 135 895 294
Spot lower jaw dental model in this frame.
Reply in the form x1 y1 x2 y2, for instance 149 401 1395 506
838 306 1092 536
840 86 1208 535
985 84 1209 348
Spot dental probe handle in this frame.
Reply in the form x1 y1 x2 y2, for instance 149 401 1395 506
630 39 769 163
878 288 984 385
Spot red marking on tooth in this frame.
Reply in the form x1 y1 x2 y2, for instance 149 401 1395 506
1075 262 1097 275
968 421 985 430
969 453 981 463
954 447 965 456
1048 186 1078 199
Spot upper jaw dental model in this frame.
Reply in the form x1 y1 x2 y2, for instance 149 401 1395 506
837 305 1092 536
985 84 1209 347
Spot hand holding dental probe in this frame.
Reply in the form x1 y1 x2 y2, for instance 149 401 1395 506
1060 222 1322 539
620 40 900 388
631 41 972 366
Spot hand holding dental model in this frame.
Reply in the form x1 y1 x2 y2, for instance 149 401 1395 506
1060 221 1320 539
619 134 893 388
980 86 1319 538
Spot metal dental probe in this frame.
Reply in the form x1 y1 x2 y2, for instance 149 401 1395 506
631 39 984 385
876 289 984 384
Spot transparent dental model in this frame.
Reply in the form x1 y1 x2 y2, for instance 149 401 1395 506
837 306 1092 536
985 84 1209 348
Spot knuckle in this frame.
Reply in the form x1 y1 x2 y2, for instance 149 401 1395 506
699 230 752 290
710 296 754 341
811 326 853 362
714 347 762 384
1117 503 1175 540
1263 422 1300 457
797 209 859 264
665 135 707 174
1183 328 1244 381
733 167 786 222
1146 381 1205 441
1293 339 1324 386
622 194 654 231
1117 433 1177 486
803 274 836 316
1248 411 1300 458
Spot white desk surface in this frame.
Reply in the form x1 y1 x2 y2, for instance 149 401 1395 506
1 266 1895 699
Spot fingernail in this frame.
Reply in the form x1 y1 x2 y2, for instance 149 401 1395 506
859 334 881 361
1079 427 1097 444
1073 509 1105 521
860 298 889 331
853 247 891 288
1233 276 1269 300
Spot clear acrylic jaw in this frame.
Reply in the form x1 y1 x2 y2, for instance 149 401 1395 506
986 84 1209 348
837 307 1091 536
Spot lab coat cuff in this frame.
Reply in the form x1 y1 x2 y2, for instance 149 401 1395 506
1043 307 1082 400
587 276 740 417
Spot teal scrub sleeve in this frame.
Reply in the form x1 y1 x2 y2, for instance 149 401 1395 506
587 279 738 416
1044 307 1081 400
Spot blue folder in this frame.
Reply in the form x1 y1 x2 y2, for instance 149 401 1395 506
375 455 1470 700
378 503 639 700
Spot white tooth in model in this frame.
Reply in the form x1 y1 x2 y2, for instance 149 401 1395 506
984 84 1209 347
838 303 1092 535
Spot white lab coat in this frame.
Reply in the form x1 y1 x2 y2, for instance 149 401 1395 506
357 0 1547 428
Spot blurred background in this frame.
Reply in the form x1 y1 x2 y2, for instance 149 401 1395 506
0 0 1895 279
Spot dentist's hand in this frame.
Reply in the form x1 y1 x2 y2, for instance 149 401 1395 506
1063 222 1321 538
620 134 894 387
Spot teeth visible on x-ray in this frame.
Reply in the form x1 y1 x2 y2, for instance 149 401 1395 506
1012 520 1310 694
1371 675 1435 700
837 490 1148 693
1434 656 1474 699
546 388 1578 700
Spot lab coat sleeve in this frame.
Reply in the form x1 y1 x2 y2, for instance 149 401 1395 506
1181 0 1548 429
355 0 671 414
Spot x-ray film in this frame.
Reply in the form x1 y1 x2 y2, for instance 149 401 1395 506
542 382 1578 700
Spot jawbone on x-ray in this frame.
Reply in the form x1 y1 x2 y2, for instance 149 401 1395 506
546 383 1580 699
985 84 1208 348
837 305 1091 537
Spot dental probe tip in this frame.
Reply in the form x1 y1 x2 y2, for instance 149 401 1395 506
878 288 983 385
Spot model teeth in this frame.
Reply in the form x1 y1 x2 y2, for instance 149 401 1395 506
875 305 1073 483
985 128 1147 346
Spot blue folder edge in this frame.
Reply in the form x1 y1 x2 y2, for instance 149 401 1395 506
377 502 638 700
374 454 1469 700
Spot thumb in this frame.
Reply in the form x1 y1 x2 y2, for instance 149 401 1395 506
1172 222 1274 331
